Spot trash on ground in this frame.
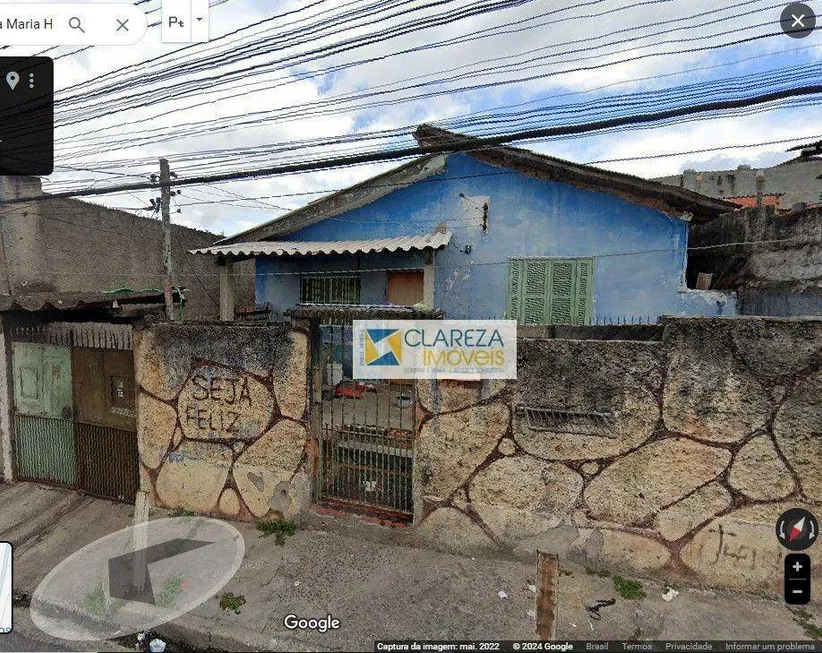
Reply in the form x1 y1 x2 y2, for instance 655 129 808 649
527 609 536 619
662 587 680 602
135 631 149 651
148 639 167 653
527 584 537 594
584 598 616 621
334 381 367 398
498 590 508 599
294 581 301 586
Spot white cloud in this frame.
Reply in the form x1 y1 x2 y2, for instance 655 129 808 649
10 0 818 236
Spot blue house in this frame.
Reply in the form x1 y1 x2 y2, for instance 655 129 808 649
195 125 737 324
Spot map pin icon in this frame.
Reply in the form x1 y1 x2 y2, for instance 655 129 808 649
5 72 19 90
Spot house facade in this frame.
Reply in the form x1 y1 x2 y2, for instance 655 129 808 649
199 126 737 323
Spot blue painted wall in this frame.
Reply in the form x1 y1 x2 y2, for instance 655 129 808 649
255 154 736 321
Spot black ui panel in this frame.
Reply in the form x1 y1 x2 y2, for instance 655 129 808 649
784 553 811 605
0 57 53 175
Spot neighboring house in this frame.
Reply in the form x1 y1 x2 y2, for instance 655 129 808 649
654 140 822 209
0 293 172 491
0 174 252 492
689 204 822 317
0 175 253 318
195 125 737 324
726 195 783 210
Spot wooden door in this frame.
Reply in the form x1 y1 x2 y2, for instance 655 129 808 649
386 270 424 306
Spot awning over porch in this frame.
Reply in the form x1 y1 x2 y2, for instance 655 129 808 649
188 231 452 258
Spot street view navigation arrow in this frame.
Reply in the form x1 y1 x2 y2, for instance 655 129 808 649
108 538 212 604
31 517 244 641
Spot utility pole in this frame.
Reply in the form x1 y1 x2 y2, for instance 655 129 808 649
755 169 765 219
159 158 174 321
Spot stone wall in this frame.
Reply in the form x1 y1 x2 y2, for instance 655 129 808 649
413 317 822 597
134 322 311 520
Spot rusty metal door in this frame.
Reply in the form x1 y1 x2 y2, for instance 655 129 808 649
9 322 138 503
72 348 138 502
11 343 77 486
313 323 415 521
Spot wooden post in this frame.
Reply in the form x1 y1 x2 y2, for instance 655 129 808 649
423 250 435 309
536 551 558 640
219 256 235 321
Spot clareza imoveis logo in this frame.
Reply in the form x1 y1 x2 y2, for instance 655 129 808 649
354 319 517 380
364 328 403 366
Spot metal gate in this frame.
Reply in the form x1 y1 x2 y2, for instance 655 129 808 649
313 323 416 521
10 323 139 503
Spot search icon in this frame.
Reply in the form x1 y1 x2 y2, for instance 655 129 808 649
68 16 85 33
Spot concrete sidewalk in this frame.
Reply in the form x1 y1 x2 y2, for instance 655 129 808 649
1 481 819 651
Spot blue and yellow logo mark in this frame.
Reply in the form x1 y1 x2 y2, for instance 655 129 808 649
364 329 402 366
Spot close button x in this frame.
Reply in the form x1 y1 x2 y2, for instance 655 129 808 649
116 18 129 32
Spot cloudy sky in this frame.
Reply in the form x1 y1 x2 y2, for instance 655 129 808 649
8 0 822 236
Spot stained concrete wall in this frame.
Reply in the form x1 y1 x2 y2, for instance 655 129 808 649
134 322 311 520
689 206 822 317
654 159 822 207
412 317 822 598
0 176 254 318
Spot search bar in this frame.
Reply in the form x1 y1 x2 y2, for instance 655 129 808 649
0 4 147 45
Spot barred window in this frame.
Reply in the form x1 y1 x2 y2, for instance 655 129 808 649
300 276 361 304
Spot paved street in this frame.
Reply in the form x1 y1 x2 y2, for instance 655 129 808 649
0 608 127 652
1 481 820 651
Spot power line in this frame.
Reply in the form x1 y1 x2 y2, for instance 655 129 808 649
127 132 821 210
18 235 820 279
46 8 787 151
7 84 822 206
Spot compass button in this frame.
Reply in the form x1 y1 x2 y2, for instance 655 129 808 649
776 508 818 551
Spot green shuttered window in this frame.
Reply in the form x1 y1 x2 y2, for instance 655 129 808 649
506 258 593 325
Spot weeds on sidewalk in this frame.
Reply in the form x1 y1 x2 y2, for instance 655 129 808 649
792 608 822 639
219 592 246 614
82 584 107 618
585 567 610 578
154 576 185 608
613 575 646 600
171 508 197 517
256 519 296 545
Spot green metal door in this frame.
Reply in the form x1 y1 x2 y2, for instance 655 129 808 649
11 343 77 486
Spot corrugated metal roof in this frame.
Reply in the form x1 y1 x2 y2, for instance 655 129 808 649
285 303 445 321
0 289 175 313
190 231 452 257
